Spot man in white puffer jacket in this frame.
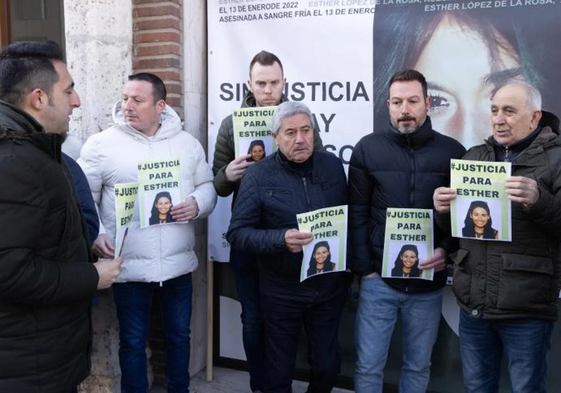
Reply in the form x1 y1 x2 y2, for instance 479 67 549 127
79 73 216 393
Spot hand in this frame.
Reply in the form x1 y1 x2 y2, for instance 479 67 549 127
419 247 447 272
171 197 199 222
92 233 115 259
94 257 123 289
224 154 255 182
284 229 314 253
433 187 456 214
506 176 539 207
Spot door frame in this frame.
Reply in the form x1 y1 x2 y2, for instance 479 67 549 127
0 0 10 46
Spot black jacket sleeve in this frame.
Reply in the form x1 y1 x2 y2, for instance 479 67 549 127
63 153 99 244
226 170 287 253
0 155 99 306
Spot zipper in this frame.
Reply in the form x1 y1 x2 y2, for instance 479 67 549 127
301 177 312 211
409 144 415 206
504 146 510 162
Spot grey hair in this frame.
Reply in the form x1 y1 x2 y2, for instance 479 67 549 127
270 101 313 135
498 81 542 111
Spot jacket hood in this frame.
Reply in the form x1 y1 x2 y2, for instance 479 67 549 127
112 101 183 141
540 110 559 134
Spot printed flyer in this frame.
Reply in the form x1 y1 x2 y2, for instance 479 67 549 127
233 106 276 161
297 205 347 282
114 182 138 257
382 208 434 281
450 159 511 241
137 158 183 228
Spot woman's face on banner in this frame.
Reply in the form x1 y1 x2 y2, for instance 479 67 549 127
470 206 490 229
314 246 329 265
401 250 417 268
156 196 171 215
414 15 522 148
250 144 265 161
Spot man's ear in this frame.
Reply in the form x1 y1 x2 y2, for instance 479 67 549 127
272 132 278 146
530 109 542 130
156 99 166 115
25 88 47 112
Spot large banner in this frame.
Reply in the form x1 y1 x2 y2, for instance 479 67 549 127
208 1 374 263
207 1 561 390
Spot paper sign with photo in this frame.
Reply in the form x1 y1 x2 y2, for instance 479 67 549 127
450 159 511 241
382 208 434 281
137 158 183 228
233 106 276 162
297 205 347 282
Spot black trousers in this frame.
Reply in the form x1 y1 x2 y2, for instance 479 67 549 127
259 273 350 393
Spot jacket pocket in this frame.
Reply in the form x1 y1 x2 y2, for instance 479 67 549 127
497 254 556 312
451 249 471 307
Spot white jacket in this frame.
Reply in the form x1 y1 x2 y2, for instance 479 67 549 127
79 104 217 283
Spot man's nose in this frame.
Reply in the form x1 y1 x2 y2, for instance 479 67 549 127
401 102 411 114
72 92 81 108
123 99 133 111
493 111 506 124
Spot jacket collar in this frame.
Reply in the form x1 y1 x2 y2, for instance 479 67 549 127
111 102 183 142
384 116 435 149
0 100 62 161
273 150 327 184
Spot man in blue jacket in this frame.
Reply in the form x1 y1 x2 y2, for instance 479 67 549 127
227 101 350 393
349 69 465 392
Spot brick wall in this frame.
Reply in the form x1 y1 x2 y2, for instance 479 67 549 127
133 0 183 118
132 0 184 387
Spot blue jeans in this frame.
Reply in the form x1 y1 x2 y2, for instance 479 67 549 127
260 273 350 393
354 274 443 393
113 273 193 393
459 309 553 393
229 249 265 392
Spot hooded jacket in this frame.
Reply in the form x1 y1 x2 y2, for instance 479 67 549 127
0 100 99 392
349 117 466 293
79 104 216 283
443 112 561 321
212 91 324 201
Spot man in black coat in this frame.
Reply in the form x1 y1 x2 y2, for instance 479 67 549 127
349 70 465 392
227 101 350 393
0 41 122 393
212 50 324 393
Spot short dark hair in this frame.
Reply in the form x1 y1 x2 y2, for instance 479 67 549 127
249 50 284 78
388 69 428 100
128 72 167 102
0 41 64 107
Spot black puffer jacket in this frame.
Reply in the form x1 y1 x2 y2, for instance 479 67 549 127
447 112 561 321
212 92 324 201
349 117 466 292
0 101 99 392
227 150 347 283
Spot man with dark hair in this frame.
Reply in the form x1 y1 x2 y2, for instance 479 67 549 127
0 41 123 392
349 69 465 392
212 50 324 393
79 72 216 392
227 101 350 393
434 82 561 393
